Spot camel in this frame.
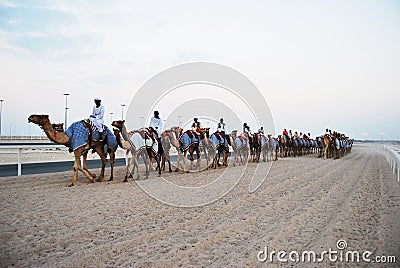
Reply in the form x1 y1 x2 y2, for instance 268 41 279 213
322 135 331 160
164 128 183 172
170 126 202 172
113 128 145 181
111 120 161 180
267 134 279 161
278 135 290 158
28 114 116 186
257 133 268 162
207 131 229 168
229 130 249 166
159 131 173 172
251 133 261 162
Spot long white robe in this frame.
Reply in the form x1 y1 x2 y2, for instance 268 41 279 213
90 104 105 132
150 116 163 138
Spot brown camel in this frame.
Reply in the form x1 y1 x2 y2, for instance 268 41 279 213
28 114 115 186
170 126 202 172
322 135 330 160
229 130 249 166
165 127 183 172
111 120 161 179
112 128 143 181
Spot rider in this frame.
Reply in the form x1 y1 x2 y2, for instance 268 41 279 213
243 123 252 143
89 97 105 133
325 128 330 137
258 126 264 134
149 111 163 138
149 111 163 153
283 128 288 136
217 118 226 133
294 131 299 139
191 118 202 137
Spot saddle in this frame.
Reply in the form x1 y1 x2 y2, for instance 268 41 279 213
214 131 223 142
185 130 199 139
137 128 155 142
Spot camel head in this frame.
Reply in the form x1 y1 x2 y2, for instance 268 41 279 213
170 126 181 134
199 127 210 138
111 120 125 131
28 114 50 126
230 130 238 138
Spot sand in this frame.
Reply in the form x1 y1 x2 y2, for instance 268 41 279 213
0 143 399 267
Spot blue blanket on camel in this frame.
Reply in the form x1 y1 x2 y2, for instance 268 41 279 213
65 120 118 152
210 132 229 149
179 131 200 151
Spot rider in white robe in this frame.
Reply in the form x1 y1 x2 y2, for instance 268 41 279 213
89 97 105 132
150 111 163 138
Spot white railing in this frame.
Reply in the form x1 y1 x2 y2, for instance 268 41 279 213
0 144 65 176
383 145 400 182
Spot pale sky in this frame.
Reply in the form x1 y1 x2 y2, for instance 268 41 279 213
0 0 399 139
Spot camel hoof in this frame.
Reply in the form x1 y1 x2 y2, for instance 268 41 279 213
68 183 74 187
108 177 113 181
123 179 128 182
129 174 133 178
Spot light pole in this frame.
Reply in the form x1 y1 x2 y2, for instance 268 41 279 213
110 112 114 123
63 93 70 129
0 99 4 136
380 131 385 142
363 132 368 141
121 104 126 120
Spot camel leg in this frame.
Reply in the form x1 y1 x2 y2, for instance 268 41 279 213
196 148 201 171
168 158 172 172
70 149 94 186
160 152 165 171
176 152 182 172
124 154 135 182
108 150 115 181
183 151 187 173
143 152 150 179
133 150 142 179
154 154 161 176
82 151 96 178
93 144 107 182
133 153 140 179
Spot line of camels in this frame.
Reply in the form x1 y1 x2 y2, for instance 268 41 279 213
28 114 353 186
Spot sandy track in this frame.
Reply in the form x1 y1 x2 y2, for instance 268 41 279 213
0 144 399 267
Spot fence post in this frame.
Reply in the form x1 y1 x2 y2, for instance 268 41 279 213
17 148 22 176
398 167 399 182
